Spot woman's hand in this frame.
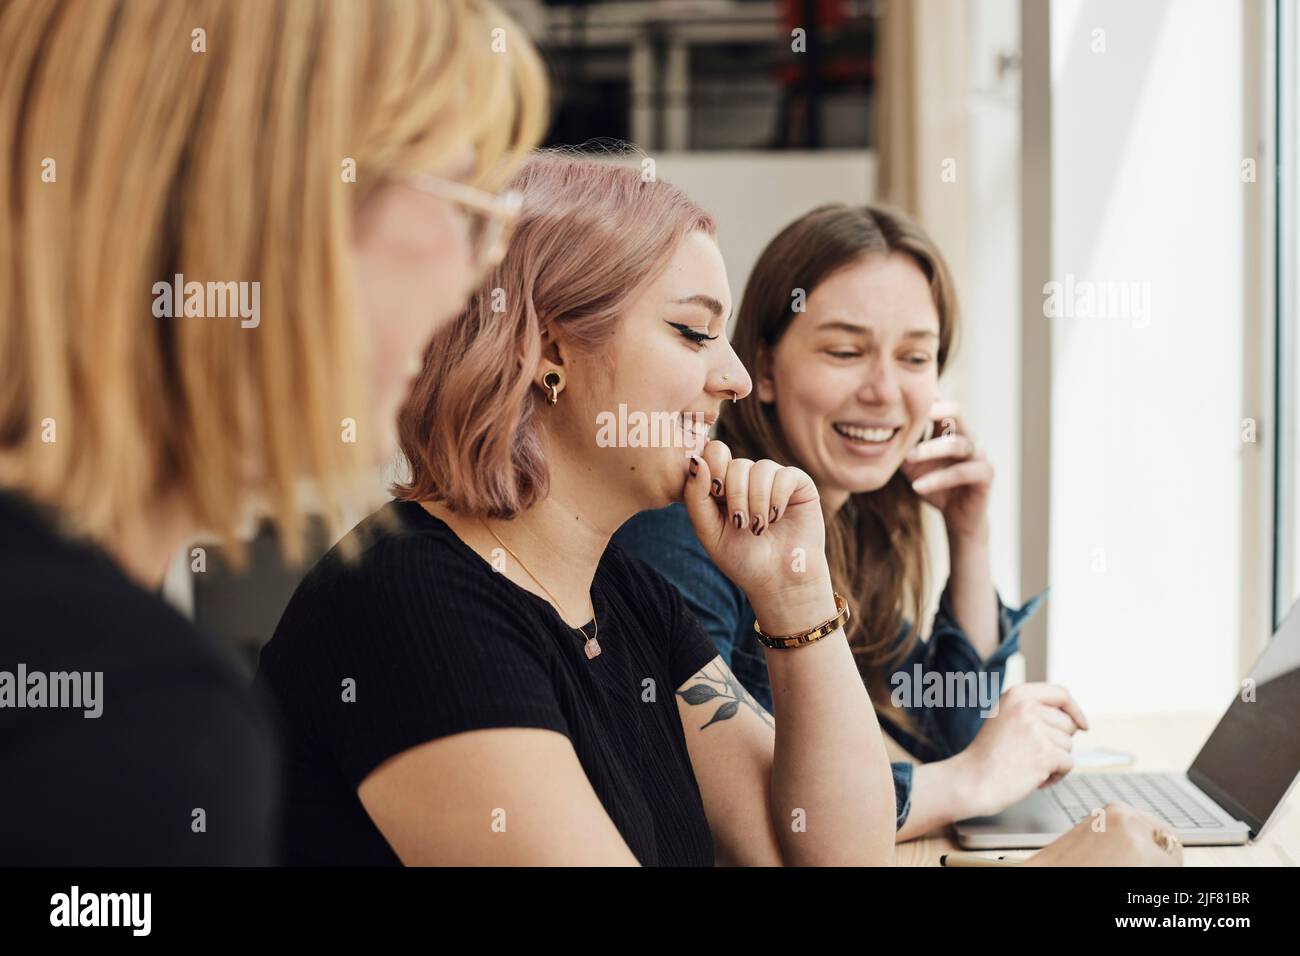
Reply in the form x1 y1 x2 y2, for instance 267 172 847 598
682 439 830 604
1024 803 1184 866
681 441 896 866
953 683 1090 818
902 399 991 543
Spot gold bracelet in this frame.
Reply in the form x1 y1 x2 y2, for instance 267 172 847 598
753 592 851 649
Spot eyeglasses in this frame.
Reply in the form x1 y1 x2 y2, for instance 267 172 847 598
404 173 524 283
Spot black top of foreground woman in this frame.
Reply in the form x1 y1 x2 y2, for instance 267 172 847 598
256 499 721 865
0 491 278 865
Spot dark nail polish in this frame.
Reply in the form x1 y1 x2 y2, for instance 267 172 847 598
751 514 762 535
711 479 722 496
733 511 744 529
769 506 778 523
688 456 700 477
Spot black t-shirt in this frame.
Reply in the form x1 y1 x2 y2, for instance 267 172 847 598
255 499 720 866
0 492 278 864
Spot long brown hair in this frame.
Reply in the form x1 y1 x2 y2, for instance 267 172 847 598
716 204 959 728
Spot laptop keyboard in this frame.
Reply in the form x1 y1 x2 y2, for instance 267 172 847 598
1046 773 1224 830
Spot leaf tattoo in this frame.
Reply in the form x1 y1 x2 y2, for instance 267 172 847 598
676 661 774 730
702 700 740 729
679 684 720 705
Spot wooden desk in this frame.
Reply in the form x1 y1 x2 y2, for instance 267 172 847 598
894 713 1300 866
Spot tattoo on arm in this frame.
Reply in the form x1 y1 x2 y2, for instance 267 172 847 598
676 661 775 730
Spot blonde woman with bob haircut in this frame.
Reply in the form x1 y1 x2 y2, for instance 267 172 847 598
0 0 546 864
256 150 901 866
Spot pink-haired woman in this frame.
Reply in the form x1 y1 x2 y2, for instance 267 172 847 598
256 151 1178 867
257 150 898 865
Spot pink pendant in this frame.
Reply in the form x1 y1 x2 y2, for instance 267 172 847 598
584 638 602 660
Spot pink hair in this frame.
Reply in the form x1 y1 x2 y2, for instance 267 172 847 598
394 149 717 516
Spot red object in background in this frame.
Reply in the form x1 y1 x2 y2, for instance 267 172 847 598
775 0 875 86
780 0 852 33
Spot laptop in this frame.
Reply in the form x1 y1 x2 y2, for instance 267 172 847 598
953 598 1300 849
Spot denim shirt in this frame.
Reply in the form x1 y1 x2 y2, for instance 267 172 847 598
612 502 1045 831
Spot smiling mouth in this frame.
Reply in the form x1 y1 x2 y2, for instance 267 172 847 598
676 408 717 426
833 422 900 444
678 411 717 442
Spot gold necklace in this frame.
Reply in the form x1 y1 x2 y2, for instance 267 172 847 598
479 518 602 660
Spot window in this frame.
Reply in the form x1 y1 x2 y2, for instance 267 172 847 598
1275 0 1300 628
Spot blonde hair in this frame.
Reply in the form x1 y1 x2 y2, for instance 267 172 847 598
0 0 548 562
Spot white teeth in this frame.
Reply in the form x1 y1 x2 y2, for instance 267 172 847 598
679 413 707 441
834 423 896 442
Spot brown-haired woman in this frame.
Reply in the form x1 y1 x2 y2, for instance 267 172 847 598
614 203 1182 864
0 0 546 864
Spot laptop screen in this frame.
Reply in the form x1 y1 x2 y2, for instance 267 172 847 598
1188 599 1300 835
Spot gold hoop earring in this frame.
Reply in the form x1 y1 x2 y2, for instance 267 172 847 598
543 370 562 406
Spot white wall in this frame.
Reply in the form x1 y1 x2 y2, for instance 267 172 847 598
1045 0 1244 713
638 150 876 315
964 0 1023 609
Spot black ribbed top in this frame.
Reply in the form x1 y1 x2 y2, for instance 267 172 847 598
256 499 719 866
